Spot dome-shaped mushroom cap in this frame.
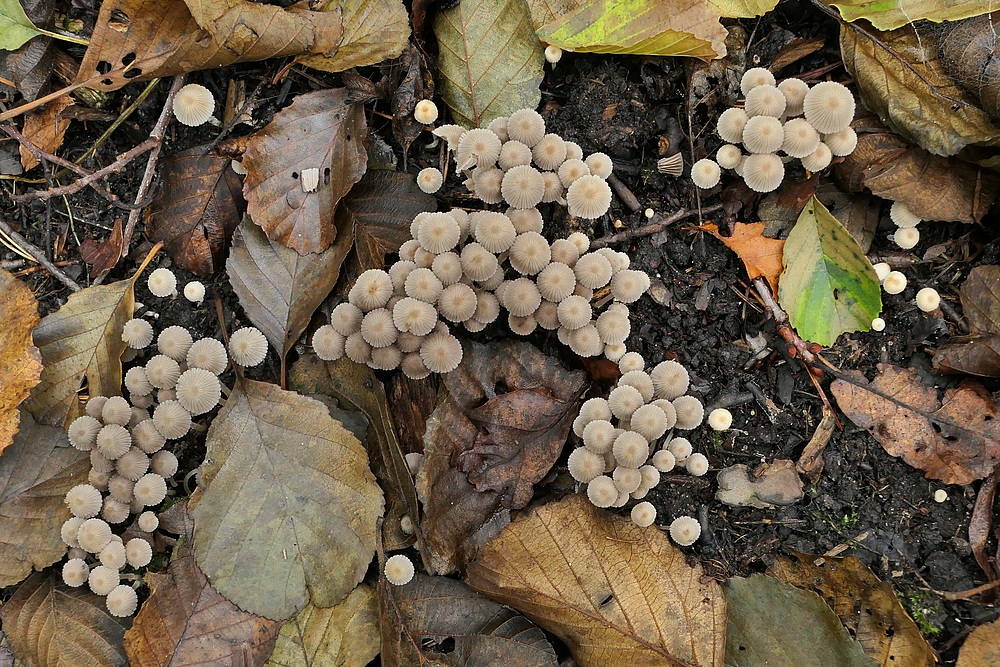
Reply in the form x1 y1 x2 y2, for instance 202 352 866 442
88 564 120 595
567 323 603 357
507 208 544 236
893 223 919 251
651 449 676 473
134 472 168 506
153 400 192 440
396 332 425 354
507 108 546 147
385 553 416 586
91 449 115 474
916 287 940 312
457 128 503 167
630 403 669 441
125 538 153 568
563 141 583 161
803 81 855 133
389 260 417 294
63 558 90 587
416 168 443 194
345 332 372 364
122 318 154 349
889 201 921 228
608 385 644 421
631 501 657 527
566 232 590 254
413 99 438 124
147 268 177 297
108 474 135 504
349 269 394 312
420 331 463 373
667 435 693 461
107 584 138 617
707 407 733 431
132 419 165 454
800 142 832 172
472 212 517 253
596 310 630 345
579 397 613 423
229 327 268 367
116 447 150 481
186 338 228 375
618 351 645 373
392 298 437 337
99 540 127 569
742 116 784 154
745 84 786 118
173 83 215 126
531 134 567 170
777 77 810 115
312 325 346 361
502 278 542 317
610 269 650 303
431 252 463 286
472 166 504 204
823 127 857 156
175 367 222 415
156 326 193 362
685 452 710 476
871 317 886 332
360 309 399 348
717 108 748 143
582 419 616 454
417 213 461 254
549 239 580 267
68 416 103 451
369 345 402 371
584 152 613 179
568 447 604 483
86 396 109 419
66 484 104 519
438 283 478 323
509 232 551 275
558 158 590 187
137 511 158 533
541 171 564 204
404 268 444 304
77 518 113 553
101 396 132 426
556 295 592 330
669 515 701 546
507 313 536 336
149 450 178 480
97 424 132 460
125 367 153 398
690 159 721 189
613 466 643 494
742 153 785 193
613 430 649 468
501 164 546 209
603 343 626 362
183 281 205 304
456 243 497 283
586 475 618 508
432 124 465 148
498 140 533 170
672 395 705 430
473 290 501 324
619 370 655 403
741 67 776 95
330 302 364 337
650 360 689 400
566 175 612 219
716 145 742 170
574 252 613 289
401 352 431 380
781 118 821 158
536 262 576 302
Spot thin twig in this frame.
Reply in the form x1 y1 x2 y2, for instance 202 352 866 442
607 173 641 212
591 204 723 249
0 215 81 291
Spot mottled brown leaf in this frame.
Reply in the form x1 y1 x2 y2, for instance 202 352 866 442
295 0 409 74
960 265 1000 334
0 409 88 586
773 553 936 667
387 44 435 156
816 182 880 254
381 574 557 667
933 266 1000 376
244 88 367 255
958 618 1000 667
146 146 245 276
831 363 1000 485
0 36 53 102
0 270 41 454
939 14 1000 122
19 96 72 171
2 574 129 666
79 218 124 278
467 494 726 666
932 335 1000 377
388 372 438 458
417 341 586 574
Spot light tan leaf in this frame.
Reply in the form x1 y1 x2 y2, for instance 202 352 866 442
243 88 367 255
826 0 991 31
773 553 936 667
707 0 778 18
841 23 1000 157
831 363 1000 485
193 378 383 620
296 0 409 73
227 218 350 362
19 97 72 171
958 618 1000 667
466 494 726 666
381 574 557 666
1 573 129 666
701 222 784 293
0 270 41 455
435 0 545 128
264 585 379 667
0 409 89 587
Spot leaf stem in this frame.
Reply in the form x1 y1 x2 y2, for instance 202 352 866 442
36 27 89 45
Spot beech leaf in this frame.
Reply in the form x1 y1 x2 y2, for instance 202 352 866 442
701 222 784 293
933 266 1000 376
227 217 350 362
381 574 557 666
939 15 1000 121
777 195 882 347
0 409 89 587
193 378 383 620
825 0 992 31
831 363 1000 485
434 0 545 128
145 146 245 276
295 0 410 73
264 585 379 667
0 270 41 455
958 618 1000 667
19 96 72 171
417 341 586 574
243 88 368 255
707 0 779 19
466 494 727 666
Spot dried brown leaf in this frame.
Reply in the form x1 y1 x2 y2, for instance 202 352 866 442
816 182 880 255
244 88 367 255
79 218 124 278
380 574 557 666
1 574 129 666
0 36 53 102
0 409 89 586
772 553 936 667
701 221 784 293
831 363 1000 485
0 270 41 455
932 335 1000 377
933 266 1000 376
939 14 1000 122
417 341 586 574
295 0 409 74
387 44 435 156
145 146 245 276
387 372 438 458
716 460 804 509
467 494 727 666
958 618 1000 667
19 96 72 171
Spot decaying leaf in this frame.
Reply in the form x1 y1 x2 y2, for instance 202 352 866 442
435 0 545 128
933 266 1000 376
707 0 779 19
701 222 784 293
417 341 586 574
243 88 367 255
826 0 991 32
831 363 1000 485
125 516 281 667
0 270 41 454
381 574 557 666
0 409 89 587
527 0 728 59
725 574 879 667
193 378 383 620
778 195 882 347
0 0 54 102
939 14 1000 122
773 553 936 667
816 182 880 254
467 494 726 666
79 219 125 278
958 618 1000 667
228 218 350 363
834 116 999 224
19 96 72 171
715 460 804 509
295 0 409 73
145 146 245 276
841 23 1000 158
1 574 129 666
387 44 435 156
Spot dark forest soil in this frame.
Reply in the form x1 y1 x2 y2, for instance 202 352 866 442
3 1 999 663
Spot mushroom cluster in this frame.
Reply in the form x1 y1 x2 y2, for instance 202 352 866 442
691 68 857 193
565 354 712 545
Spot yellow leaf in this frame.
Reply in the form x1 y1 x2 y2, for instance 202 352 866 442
0 270 41 454
701 222 784 293
296 0 410 73
707 0 778 18
826 0 992 31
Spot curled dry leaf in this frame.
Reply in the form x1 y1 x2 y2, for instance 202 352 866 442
466 494 726 666
79 218 124 278
939 14 1000 122
380 573 557 667
19 96 72 171
958 618 1000 667
0 409 89 587
772 553 936 667
243 88 367 255
0 269 41 454
295 0 409 74
387 44 435 156
0 0 55 102
417 341 586 574
1 574 129 666
700 222 784 293
193 378 383 620
145 145 245 276
831 363 1000 485
933 266 1000 376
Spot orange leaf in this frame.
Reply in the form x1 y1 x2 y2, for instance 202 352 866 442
701 221 784 292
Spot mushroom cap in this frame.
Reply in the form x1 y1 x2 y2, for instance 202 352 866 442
419 331 463 373
610 269 650 303
86 396 109 419
134 472 168 506
312 325 346 361
603 343 626 362
685 452 710 476
882 271 907 295
153 400 192 440
549 239 580 267
668 515 701 546
432 124 465 147
509 232 551 275
613 466 642 494
66 484 104 519
404 268 444 304
389 260 417 294
742 116 784 154
540 171 564 204
99 540 127 569
507 207 544 235
691 158 721 189
545 44 562 63
131 419 165 454
498 140 533 170
344 332 372 364
122 319 154 349
566 232 590 254
150 450 178 478
586 475 618 507
740 67 776 95
567 323 603 357
916 287 940 312
651 360 689 399
873 262 892 282
228 327 268 368
716 145 742 170
501 164 546 209
360 308 399 348
800 142 832 172
574 252 613 289
472 212 517 253
91 449 115 473
558 158 591 187
531 134 567 170
630 403 669 441
401 352 431 380
349 269 394 312
666 436 693 461
125 537 153 568
183 281 205 304
457 128 503 166
68 416 103 451
507 109 546 147
619 370 655 403
557 295 592 330
536 262 577 303
585 152 614 179
331 303 364 338
175 368 222 415
156 326 193 362
391 298 437 336
413 99 439 124
608 385 644 420
396 332 425 354
416 167 443 194
124 367 153 398
566 175 612 219
745 84 786 118
507 313 537 335
384 554 415 586
417 213 461 254
893 227 919 250
473 290 501 324
472 166 504 204
399 239 421 262
889 201 921 228
459 242 499 282
612 430 649 468
823 127 857 156
707 407 733 431
186 338 228 375
502 278 542 317
564 141 584 161
582 419 616 454
802 81 855 133
871 317 886 332
100 396 132 426
438 283 478 323
137 511 158 532
77 518 113 553
651 449 676 473
618 351 645 374
717 107 749 143
579 397 612 424
742 153 785 193
115 448 150 481
781 118 821 158
432 252 464 286
63 558 90 587
107 585 138 617
568 447 604 483
631 501 657 527
672 395 705 430
147 268 177 297
370 345 402 371
173 83 215 127
89 564 120 595
97 424 132 460
778 78 809 116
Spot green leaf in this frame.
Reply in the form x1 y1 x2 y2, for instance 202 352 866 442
824 0 992 31
777 195 882 347
434 0 545 128
725 574 880 667
0 0 45 51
